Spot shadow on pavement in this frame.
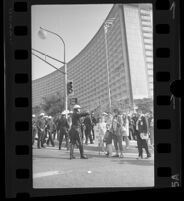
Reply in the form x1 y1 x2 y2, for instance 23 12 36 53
111 158 154 166
33 155 70 160
85 153 154 166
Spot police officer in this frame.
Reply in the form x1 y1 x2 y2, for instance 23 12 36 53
46 116 55 147
32 114 37 146
58 112 70 150
69 105 89 159
36 113 46 148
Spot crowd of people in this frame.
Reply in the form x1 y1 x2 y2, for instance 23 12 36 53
32 105 154 160
95 109 154 159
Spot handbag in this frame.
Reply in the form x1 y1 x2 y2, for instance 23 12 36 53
140 132 149 140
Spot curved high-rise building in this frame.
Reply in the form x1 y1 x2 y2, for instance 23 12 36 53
32 4 153 111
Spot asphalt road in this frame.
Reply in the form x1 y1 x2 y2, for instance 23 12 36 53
33 141 154 188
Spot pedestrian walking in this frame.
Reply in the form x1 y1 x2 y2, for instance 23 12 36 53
68 105 89 159
111 109 124 158
136 113 151 159
57 112 70 150
95 117 106 155
103 124 113 157
122 113 130 149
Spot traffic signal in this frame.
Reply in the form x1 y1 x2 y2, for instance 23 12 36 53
67 81 73 95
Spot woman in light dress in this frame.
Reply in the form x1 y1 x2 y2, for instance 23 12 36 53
122 113 130 149
95 116 106 154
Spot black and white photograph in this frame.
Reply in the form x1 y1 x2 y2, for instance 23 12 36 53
31 4 154 188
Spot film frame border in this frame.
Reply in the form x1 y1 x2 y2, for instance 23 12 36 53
4 0 182 198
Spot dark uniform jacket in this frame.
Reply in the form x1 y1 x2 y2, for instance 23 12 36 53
47 120 56 133
71 112 89 128
37 118 45 132
57 117 70 134
69 111 89 143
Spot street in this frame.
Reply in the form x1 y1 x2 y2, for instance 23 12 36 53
33 141 154 188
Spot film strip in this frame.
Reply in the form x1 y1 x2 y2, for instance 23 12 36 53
4 0 182 198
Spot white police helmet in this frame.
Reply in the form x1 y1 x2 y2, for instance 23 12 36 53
32 114 36 118
73 105 81 109
48 116 52 119
39 113 45 116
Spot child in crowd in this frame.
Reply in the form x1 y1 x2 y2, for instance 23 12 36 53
103 124 113 157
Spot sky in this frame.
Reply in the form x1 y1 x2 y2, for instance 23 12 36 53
31 4 113 80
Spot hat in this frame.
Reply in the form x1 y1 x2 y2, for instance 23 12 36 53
39 113 45 116
62 110 70 115
48 116 52 119
73 105 81 109
102 112 108 116
32 114 36 118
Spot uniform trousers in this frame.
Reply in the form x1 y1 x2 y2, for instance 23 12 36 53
46 131 55 146
69 127 85 157
32 127 37 145
58 129 69 150
37 130 45 148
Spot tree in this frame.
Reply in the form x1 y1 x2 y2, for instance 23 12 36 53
32 105 42 115
41 92 65 116
134 98 153 113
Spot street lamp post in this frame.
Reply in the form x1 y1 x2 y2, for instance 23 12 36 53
104 30 111 113
38 27 68 113
104 18 115 113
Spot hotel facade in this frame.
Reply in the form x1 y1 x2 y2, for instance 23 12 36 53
32 4 153 111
